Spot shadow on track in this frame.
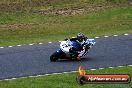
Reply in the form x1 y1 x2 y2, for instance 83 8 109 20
53 57 95 62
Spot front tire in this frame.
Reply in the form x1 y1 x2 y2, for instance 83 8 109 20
50 52 59 62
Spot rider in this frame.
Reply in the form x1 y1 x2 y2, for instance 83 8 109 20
69 32 88 60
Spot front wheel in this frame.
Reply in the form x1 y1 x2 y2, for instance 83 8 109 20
50 52 59 62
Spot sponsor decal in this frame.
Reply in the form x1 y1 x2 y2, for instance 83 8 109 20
76 66 131 84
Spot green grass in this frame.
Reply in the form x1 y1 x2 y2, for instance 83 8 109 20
0 5 132 46
0 66 131 88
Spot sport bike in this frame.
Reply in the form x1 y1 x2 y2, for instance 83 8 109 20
50 38 96 61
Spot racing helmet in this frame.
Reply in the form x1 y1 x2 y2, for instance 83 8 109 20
77 32 85 42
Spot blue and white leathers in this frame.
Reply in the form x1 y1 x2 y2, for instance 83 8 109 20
50 38 96 61
60 38 96 57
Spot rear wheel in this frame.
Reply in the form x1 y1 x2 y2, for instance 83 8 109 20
50 52 59 62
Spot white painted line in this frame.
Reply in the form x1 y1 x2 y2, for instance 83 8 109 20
1 65 132 81
52 73 62 75
108 67 114 68
17 45 22 46
48 42 52 43
20 77 27 79
63 72 71 74
99 68 104 70
90 69 96 70
113 35 118 37
128 65 132 66
118 66 124 67
104 36 109 38
54 71 77 74
44 74 51 76
39 43 43 44
124 33 128 35
95 37 99 39
11 78 16 80
28 76 35 78
8 46 13 47
0 47 4 48
36 75 43 77
0 33 129 51
29 44 34 45
71 71 77 73
4 79 12 81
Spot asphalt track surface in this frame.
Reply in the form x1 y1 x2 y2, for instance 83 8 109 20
0 34 132 80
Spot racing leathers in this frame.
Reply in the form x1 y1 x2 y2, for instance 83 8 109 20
68 37 88 59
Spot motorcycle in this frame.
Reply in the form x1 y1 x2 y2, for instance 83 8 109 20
50 38 96 62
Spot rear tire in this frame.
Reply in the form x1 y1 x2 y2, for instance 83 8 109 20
50 52 58 62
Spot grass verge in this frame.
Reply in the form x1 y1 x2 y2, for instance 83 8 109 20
0 66 131 88
0 5 132 46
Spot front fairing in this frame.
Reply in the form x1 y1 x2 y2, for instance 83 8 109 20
71 41 82 50
57 49 74 59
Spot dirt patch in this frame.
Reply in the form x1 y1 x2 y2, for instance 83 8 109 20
0 23 40 29
31 4 130 16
